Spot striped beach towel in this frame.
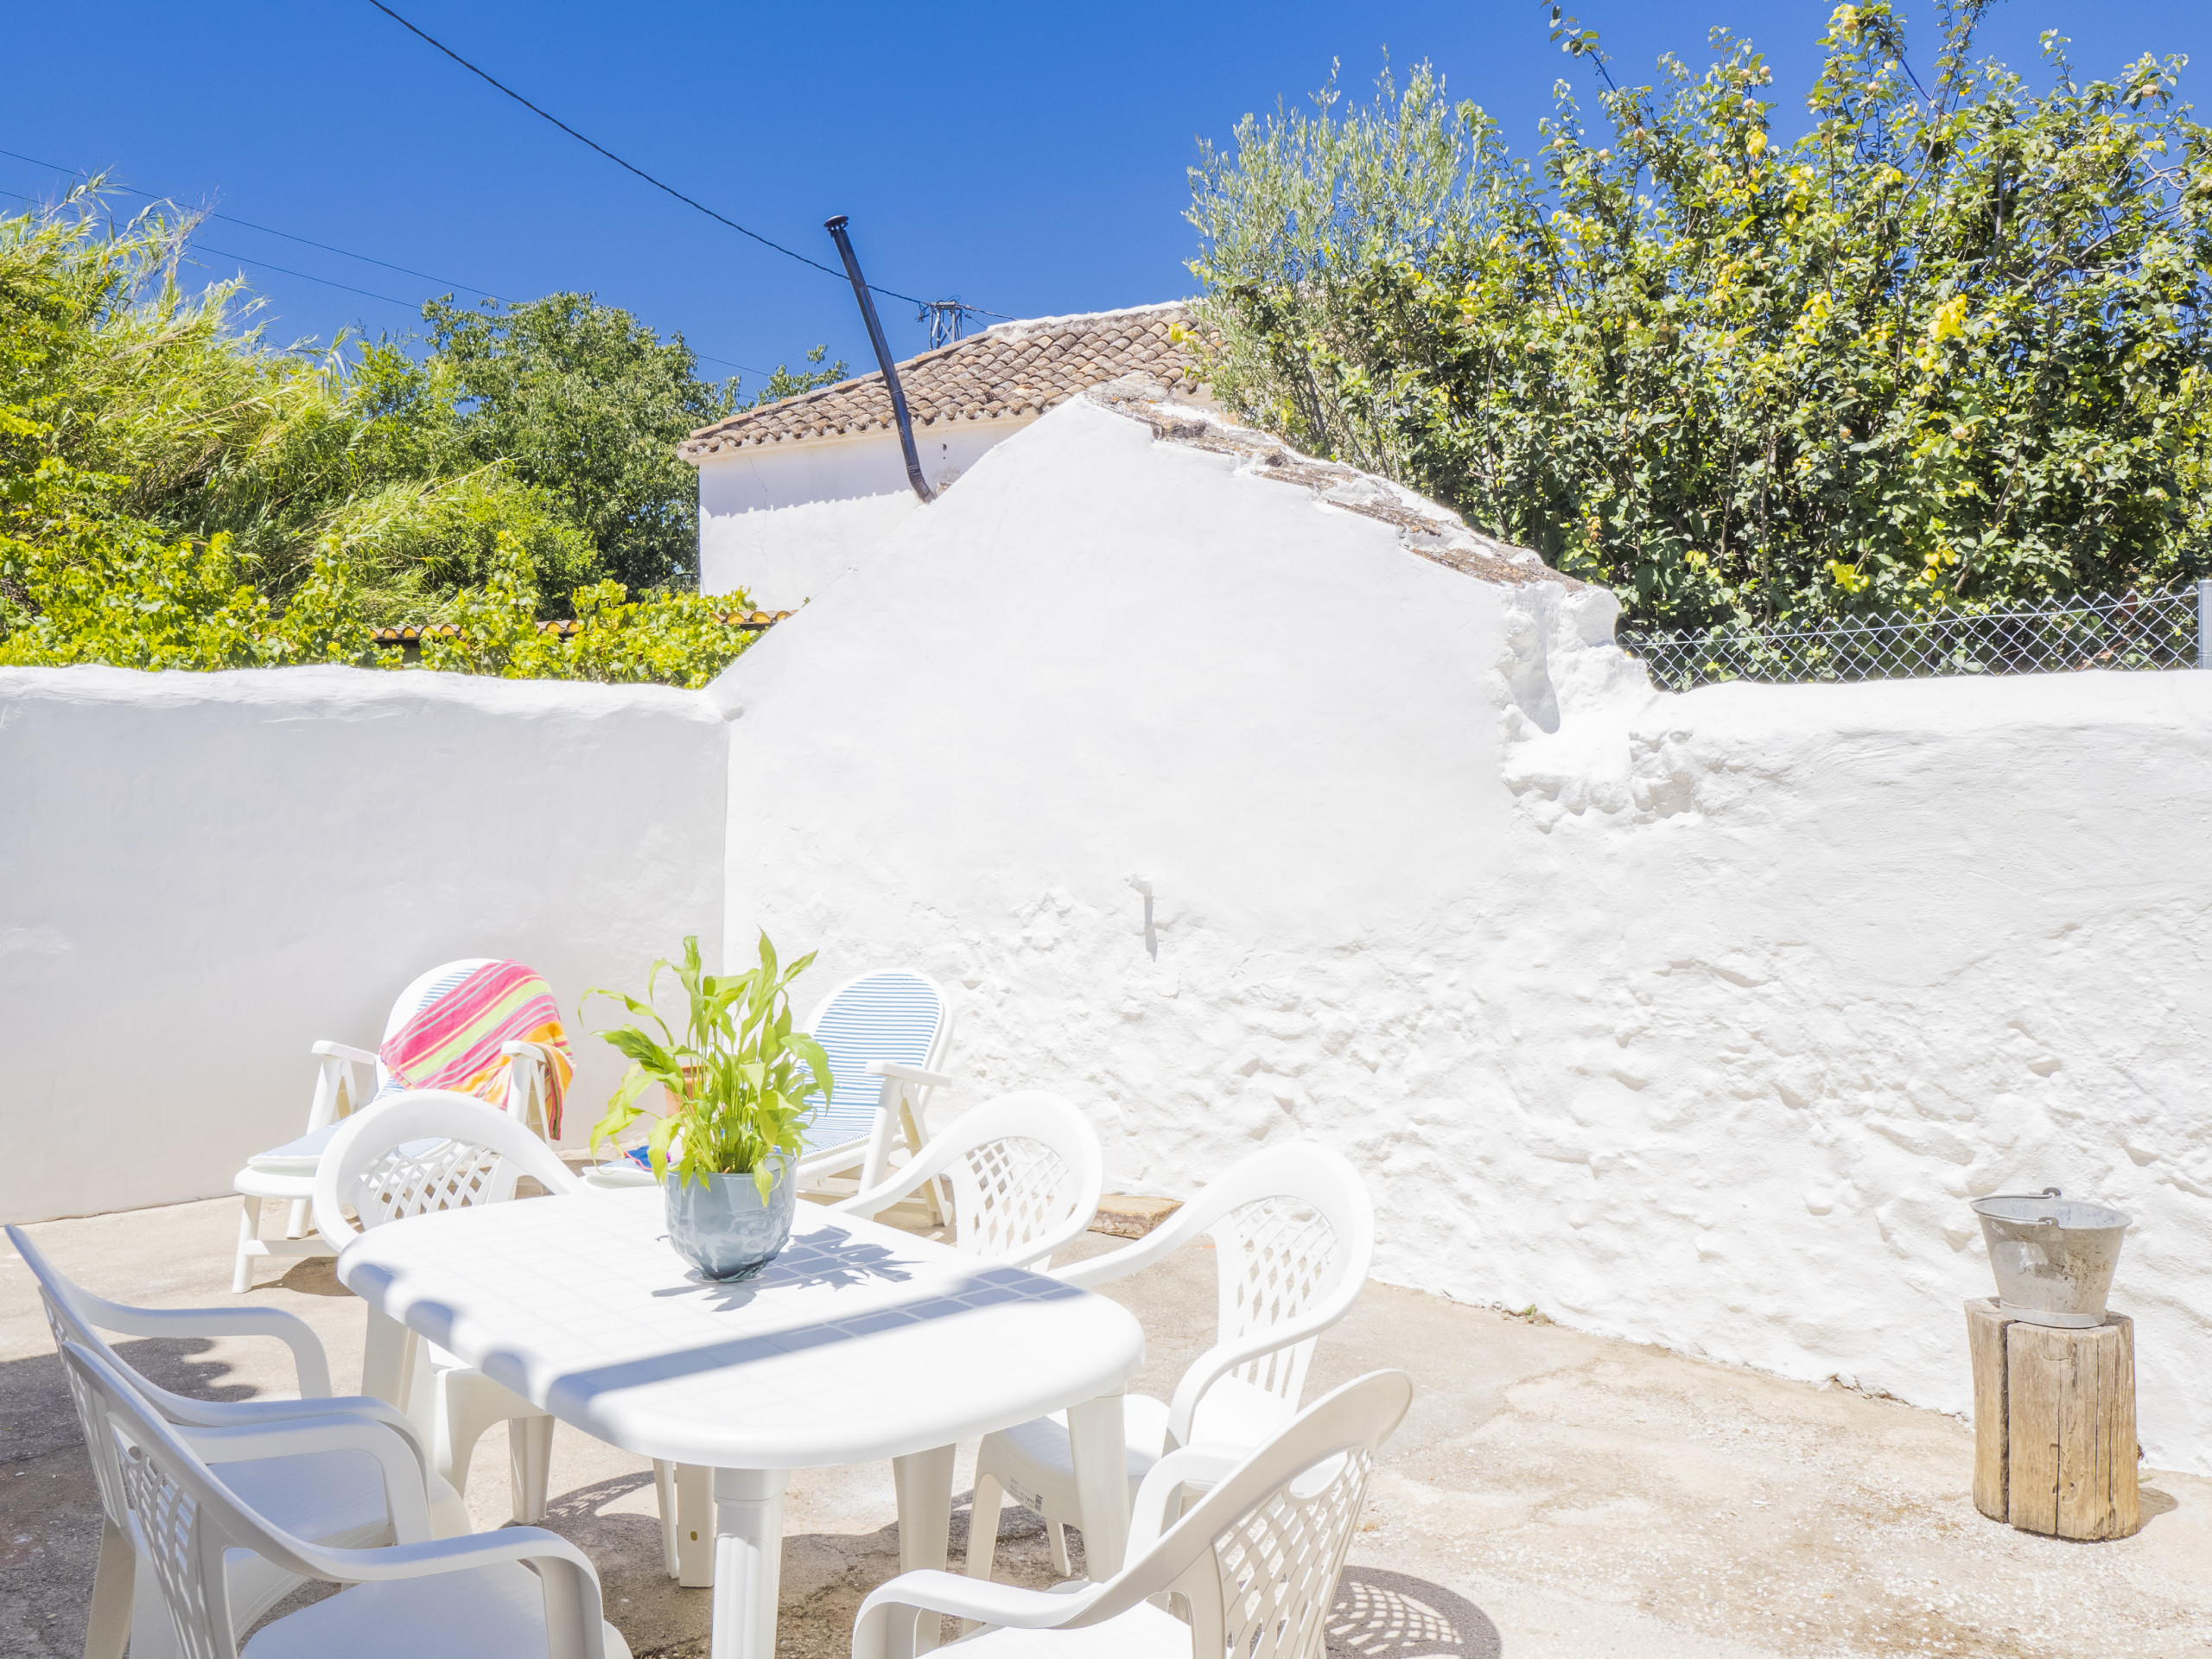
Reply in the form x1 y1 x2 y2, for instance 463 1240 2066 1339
378 959 572 1138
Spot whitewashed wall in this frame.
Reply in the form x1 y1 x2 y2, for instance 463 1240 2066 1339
712 397 2212 1469
0 667 728 1221
696 423 1026 604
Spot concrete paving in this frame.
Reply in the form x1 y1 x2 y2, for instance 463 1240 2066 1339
4 1194 2209 1657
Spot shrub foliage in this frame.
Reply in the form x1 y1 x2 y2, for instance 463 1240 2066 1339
0 191 840 682
1187 2 2212 626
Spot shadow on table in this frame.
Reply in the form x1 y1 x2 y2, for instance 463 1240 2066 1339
1327 1566 1503 1659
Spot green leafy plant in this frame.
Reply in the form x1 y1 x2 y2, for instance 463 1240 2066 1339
584 934 832 1198
1187 2 2212 628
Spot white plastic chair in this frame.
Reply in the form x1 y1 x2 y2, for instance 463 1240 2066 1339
7 1226 467 1659
965 1141 1375 1587
792 968 959 1201
313 1091 583 1525
853 1370 1413 1659
232 959 558 1292
829 1092 1106 1269
60 1337 631 1659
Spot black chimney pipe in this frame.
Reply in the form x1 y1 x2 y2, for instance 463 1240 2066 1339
823 216 934 504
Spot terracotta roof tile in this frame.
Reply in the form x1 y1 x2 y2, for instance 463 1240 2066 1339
679 302 1202 462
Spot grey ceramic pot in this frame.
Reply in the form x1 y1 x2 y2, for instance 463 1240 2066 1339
664 1155 798 1281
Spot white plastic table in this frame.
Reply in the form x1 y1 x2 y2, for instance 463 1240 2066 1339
335 1187 1146 1659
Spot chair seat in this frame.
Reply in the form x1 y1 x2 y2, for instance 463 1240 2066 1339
988 1378 1298 1510
207 1452 468 1636
245 1122 346 1173
242 1560 633 1659
233 1166 320 1202
944 1599 1191 1656
246 1125 448 1176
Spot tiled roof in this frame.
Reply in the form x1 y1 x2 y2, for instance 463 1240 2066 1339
368 612 788 649
679 302 1201 461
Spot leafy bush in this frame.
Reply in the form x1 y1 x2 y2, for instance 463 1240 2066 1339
0 188 830 681
416 539 766 690
1188 2 2212 626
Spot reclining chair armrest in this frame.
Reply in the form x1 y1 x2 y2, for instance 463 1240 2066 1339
175 1411 436 1543
70 1294 334 1398
311 1041 379 1067
865 1058 954 1090
854 1571 1109 1656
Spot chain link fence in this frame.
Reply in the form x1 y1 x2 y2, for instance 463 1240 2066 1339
1618 582 2212 692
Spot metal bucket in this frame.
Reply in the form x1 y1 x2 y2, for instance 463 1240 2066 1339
1970 1187 2131 1329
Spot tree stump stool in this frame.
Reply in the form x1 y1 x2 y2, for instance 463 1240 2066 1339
1966 1298 2139 1540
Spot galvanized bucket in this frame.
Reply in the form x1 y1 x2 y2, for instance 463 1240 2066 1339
1969 1187 2131 1329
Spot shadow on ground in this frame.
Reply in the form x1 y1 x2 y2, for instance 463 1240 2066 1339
1329 1566 1503 1658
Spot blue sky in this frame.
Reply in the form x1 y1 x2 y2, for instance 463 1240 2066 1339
6 1 2205 395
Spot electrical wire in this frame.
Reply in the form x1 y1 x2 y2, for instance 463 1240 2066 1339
0 143 499 297
0 172 775 376
362 0 1007 322
369 1 906 303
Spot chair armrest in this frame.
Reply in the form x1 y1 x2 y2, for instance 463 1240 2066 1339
301 1522 597 1583
854 1571 1107 1656
312 1040 379 1066
866 1058 953 1090
1165 1300 1357 1446
289 1524 613 1659
499 1040 540 1059
68 1295 333 1397
175 1411 435 1544
160 1392 430 1466
1127 1443 1247 1553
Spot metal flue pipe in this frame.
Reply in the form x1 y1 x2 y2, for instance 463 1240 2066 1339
823 216 934 504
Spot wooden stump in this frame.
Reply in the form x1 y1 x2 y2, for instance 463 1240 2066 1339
1966 1298 2140 1540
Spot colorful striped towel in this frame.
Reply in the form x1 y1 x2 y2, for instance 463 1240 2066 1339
378 960 573 1138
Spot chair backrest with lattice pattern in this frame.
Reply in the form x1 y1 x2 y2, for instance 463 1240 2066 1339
1070 1370 1412 1659
1212 1190 1347 1407
937 1096 1103 1265
313 1090 582 1251
59 1340 332 1659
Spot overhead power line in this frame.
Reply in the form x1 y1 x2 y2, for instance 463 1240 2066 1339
0 144 498 298
0 163 775 377
363 0 1008 324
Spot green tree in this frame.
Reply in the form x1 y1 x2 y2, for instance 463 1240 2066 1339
1188 3 2212 627
0 188 791 680
420 294 737 593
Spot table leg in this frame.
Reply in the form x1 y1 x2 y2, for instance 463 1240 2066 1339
891 1444 957 1656
359 1308 417 1411
709 1466 788 1659
675 1463 714 1586
1065 1391 1128 1580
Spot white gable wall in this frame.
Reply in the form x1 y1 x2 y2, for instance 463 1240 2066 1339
696 422 1037 604
709 397 2212 1471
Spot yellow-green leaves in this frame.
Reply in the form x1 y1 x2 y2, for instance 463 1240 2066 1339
1186 2 2212 628
584 933 830 1198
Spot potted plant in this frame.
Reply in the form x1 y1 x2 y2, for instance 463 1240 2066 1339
585 933 831 1280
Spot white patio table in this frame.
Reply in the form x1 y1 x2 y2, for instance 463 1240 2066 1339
335 1186 1146 1659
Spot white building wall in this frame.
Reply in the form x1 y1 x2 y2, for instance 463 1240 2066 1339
0 667 728 1220
710 398 2212 1470
696 423 1033 604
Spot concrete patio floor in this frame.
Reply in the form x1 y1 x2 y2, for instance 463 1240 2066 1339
4 1195 2209 1658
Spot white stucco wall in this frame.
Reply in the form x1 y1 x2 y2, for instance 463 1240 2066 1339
696 424 1028 604
709 396 2212 1469
0 667 728 1221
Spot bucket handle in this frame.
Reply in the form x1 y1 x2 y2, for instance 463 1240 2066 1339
1975 1186 2064 1225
